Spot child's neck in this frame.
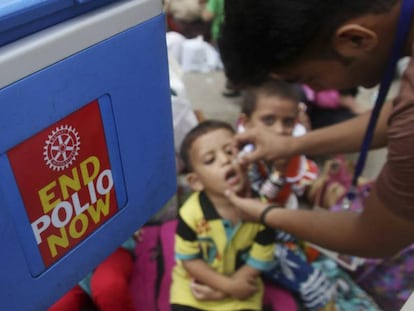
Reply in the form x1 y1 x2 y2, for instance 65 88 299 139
205 191 241 225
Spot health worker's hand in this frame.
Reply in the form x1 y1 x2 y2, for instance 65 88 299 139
235 126 294 165
225 189 268 223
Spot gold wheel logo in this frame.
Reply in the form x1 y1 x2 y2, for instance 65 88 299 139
43 125 81 171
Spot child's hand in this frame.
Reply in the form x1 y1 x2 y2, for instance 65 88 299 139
227 272 258 300
190 280 227 301
133 229 143 242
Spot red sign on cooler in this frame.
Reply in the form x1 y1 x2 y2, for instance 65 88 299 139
8 101 119 267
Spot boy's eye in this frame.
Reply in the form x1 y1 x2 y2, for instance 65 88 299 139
225 146 234 155
283 118 295 128
260 116 275 126
203 156 215 165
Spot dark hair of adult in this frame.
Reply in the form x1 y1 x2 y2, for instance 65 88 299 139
180 120 235 173
218 0 398 87
242 80 302 117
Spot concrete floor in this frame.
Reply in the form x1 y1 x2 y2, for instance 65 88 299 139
183 70 242 125
182 70 390 180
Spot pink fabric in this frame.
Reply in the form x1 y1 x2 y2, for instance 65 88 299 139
314 90 340 109
158 220 178 311
302 84 316 102
130 225 161 311
303 85 340 109
263 281 298 311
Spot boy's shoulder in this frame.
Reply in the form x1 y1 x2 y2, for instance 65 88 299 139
180 191 201 212
179 191 222 221
179 191 209 218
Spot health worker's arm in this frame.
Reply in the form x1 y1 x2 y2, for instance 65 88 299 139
235 100 392 164
225 184 414 258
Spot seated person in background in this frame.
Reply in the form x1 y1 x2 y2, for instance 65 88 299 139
238 79 318 209
170 120 276 311
200 0 222 45
165 0 211 41
301 86 363 130
307 155 371 211
201 0 241 97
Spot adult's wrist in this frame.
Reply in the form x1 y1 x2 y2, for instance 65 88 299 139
259 204 280 227
290 135 304 156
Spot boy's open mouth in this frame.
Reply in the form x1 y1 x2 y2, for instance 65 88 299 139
225 168 240 186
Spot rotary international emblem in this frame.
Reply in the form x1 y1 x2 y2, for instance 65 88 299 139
43 125 81 171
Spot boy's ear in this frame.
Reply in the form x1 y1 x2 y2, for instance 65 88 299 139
185 172 204 192
333 24 378 57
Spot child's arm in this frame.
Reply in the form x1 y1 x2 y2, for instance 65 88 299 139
190 280 228 301
213 225 276 300
230 265 262 300
233 264 261 279
233 225 276 298
182 258 258 300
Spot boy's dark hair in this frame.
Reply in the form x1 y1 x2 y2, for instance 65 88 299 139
242 80 302 117
218 0 397 87
180 120 235 173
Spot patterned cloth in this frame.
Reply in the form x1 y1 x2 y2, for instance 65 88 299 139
250 155 331 310
333 187 414 310
314 258 382 311
249 155 319 207
351 245 414 311
264 242 335 310
248 149 381 310
264 239 382 311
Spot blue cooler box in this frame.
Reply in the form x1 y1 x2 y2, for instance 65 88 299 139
0 0 176 309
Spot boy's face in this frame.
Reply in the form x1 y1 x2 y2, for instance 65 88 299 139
187 128 246 195
245 94 298 137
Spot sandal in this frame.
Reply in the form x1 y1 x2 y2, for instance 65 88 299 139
308 155 353 209
309 155 372 210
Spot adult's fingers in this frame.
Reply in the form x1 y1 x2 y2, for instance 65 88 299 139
224 189 267 221
224 189 245 207
237 149 263 165
225 189 264 209
234 128 269 164
234 131 257 162
234 128 257 147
